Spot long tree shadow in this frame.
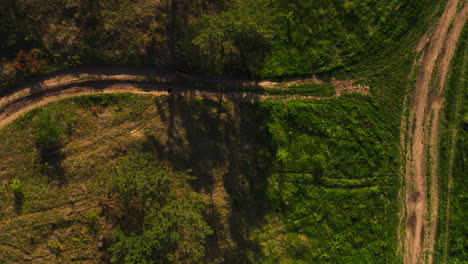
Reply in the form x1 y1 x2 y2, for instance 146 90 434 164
142 93 276 263
37 144 66 184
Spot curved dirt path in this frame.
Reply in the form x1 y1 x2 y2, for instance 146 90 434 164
402 1 468 264
0 69 368 129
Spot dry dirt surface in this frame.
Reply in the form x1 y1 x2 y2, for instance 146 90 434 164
402 1 468 264
0 68 368 129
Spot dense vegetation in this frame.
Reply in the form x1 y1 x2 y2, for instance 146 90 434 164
1 0 441 92
434 24 468 264
191 0 442 78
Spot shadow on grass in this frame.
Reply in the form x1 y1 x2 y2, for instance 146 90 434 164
36 145 66 185
143 94 276 263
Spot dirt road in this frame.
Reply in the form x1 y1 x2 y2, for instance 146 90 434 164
0 69 368 129
403 1 468 264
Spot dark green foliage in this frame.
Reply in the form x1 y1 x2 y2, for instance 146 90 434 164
188 0 278 75
260 0 441 78
186 0 441 78
0 0 221 70
0 0 441 88
0 0 163 64
0 0 15 47
107 154 212 264
74 93 128 108
446 131 468 263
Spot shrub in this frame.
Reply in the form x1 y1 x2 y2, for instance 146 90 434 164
66 55 81 68
13 49 44 74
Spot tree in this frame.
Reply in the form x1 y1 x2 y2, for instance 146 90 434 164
188 0 278 76
32 109 66 183
108 154 212 264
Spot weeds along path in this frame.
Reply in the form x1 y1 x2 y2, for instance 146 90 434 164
402 1 468 264
0 68 368 129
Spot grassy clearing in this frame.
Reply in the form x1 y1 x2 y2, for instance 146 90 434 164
0 94 272 263
0 94 161 263
0 91 401 263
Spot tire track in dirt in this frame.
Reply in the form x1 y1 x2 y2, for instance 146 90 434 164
403 1 467 264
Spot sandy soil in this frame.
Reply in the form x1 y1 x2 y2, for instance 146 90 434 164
403 1 468 264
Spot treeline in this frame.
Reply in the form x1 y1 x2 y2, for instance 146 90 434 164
1 0 439 83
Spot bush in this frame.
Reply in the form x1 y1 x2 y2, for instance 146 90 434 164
188 0 278 76
13 49 44 75
66 55 81 68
